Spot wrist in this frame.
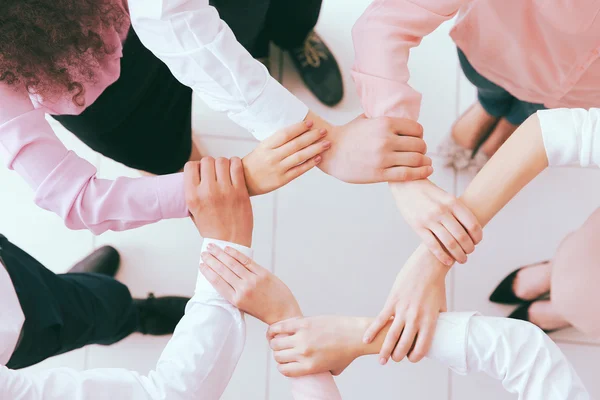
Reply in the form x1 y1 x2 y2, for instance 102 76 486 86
270 303 303 325
414 244 453 274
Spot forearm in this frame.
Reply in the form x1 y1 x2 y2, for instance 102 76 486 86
459 114 548 227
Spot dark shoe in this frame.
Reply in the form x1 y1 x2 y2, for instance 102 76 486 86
287 31 344 107
134 293 190 336
67 246 120 277
489 262 550 304
508 302 558 334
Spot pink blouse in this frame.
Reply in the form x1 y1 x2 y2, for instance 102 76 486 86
0 0 187 235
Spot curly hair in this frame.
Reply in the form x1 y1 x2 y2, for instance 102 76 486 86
0 0 128 106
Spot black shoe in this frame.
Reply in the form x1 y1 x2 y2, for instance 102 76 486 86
287 32 344 107
489 262 550 304
134 293 190 336
67 246 120 277
508 302 558 334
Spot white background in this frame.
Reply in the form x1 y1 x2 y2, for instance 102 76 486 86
2 0 600 398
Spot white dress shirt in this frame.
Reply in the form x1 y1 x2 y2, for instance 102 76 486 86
0 239 248 400
428 313 589 400
127 0 309 141
538 108 600 168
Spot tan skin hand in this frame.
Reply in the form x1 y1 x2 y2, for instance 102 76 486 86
183 157 253 247
267 316 393 377
305 111 434 184
243 120 331 196
199 246 302 325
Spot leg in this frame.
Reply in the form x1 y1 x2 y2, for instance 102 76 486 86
0 236 138 369
266 0 323 50
551 208 600 338
209 0 271 57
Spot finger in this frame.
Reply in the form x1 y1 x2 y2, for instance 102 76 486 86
382 166 433 182
264 120 314 149
419 230 454 266
284 155 322 181
282 139 330 170
207 243 251 280
230 157 246 189
452 203 483 245
278 127 327 159
385 152 432 168
363 307 393 344
389 118 424 138
268 318 301 340
224 246 255 273
392 320 417 362
201 251 242 287
430 223 467 264
215 157 231 186
390 136 427 154
273 349 299 364
199 262 235 299
270 335 295 351
200 157 216 183
277 362 306 378
408 318 436 363
379 317 405 364
440 214 475 255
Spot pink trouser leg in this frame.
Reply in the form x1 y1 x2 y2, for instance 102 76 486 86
551 208 600 338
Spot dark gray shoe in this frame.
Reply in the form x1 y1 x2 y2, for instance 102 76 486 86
67 246 120 277
134 293 190 336
288 31 344 107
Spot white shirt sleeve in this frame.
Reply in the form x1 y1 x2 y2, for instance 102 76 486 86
427 312 589 400
127 0 309 140
537 108 600 167
0 238 251 400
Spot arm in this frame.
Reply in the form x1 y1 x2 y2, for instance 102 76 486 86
0 86 187 235
269 313 589 400
0 240 247 400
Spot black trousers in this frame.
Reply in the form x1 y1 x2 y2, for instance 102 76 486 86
210 0 323 57
0 235 139 370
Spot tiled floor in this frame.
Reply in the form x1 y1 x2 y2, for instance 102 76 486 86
2 1 599 399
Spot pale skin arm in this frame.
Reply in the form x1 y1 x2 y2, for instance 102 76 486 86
366 114 549 364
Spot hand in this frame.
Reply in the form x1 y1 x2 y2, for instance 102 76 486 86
199 245 302 325
363 245 448 364
267 316 370 377
184 157 253 247
317 114 433 183
391 180 482 265
243 120 330 196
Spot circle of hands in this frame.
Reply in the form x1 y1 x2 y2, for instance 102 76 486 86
184 115 483 378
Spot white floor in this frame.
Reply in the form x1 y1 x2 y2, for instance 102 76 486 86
2 1 600 399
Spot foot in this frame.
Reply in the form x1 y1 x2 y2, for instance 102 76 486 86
512 262 551 301
528 300 571 332
67 246 120 277
451 102 499 151
287 32 343 107
478 118 518 158
134 293 190 336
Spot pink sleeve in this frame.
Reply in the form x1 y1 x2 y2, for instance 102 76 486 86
351 0 466 119
290 374 342 400
0 107 188 235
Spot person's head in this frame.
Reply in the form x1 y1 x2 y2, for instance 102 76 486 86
0 0 128 106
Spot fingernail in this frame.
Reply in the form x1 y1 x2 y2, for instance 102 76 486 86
445 259 453 266
363 336 370 344
305 120 314 128
379 357 387 365
314 155 322 164
322 141 331 149
319 128 327 136
201 252 208 259
207 243 215 251
224 246 232 253
427 166 434 174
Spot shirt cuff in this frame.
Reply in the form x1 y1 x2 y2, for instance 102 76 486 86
228 78 309 141
155 173 189 219
538 108 587 167
427 311 478 375
194 239 254 297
